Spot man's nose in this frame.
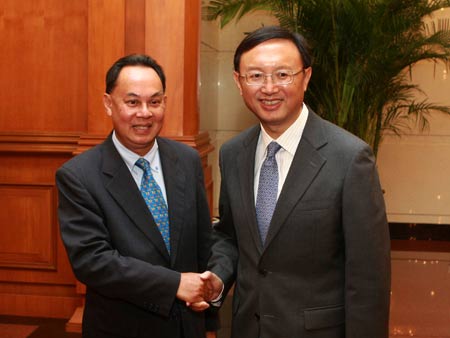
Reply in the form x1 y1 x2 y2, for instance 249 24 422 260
137 104 152 117
261 75 279 92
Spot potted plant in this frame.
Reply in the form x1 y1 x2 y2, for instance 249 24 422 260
204 0 450 156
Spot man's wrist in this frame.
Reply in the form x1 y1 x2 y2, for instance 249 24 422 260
209 283 225 307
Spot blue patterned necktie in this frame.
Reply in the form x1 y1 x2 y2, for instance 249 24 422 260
255 141 282 244
135 158 170 254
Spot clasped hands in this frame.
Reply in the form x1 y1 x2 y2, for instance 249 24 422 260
176 271 223 312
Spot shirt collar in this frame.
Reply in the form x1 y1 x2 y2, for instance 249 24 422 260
259 103 309 155
112 131 159 172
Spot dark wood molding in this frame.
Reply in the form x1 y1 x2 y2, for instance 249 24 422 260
0 132 80 154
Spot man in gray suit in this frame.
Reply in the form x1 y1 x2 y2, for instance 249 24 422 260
207 26 391 338
56 54 221 338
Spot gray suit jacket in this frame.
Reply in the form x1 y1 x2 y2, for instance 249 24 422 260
56 134 215 338
209 111 391 338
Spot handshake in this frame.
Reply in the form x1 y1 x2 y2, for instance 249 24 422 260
176 271 224 312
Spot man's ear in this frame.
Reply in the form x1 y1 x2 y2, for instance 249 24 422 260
233 71 243 96
103 94 113 116
303 67 313 92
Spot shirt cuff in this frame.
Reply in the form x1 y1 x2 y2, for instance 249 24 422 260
209 283 225 307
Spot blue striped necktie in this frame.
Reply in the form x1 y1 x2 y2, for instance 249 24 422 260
135 158 170 253
255 141 282 244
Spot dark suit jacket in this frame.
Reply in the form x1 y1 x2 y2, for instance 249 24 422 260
56 134 216 338
209 111 391 338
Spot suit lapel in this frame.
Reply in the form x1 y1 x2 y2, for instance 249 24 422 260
237 126 264 253
264 112 328 249
101 136 170 261
158 138 185 266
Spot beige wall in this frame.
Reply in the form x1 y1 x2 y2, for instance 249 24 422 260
200 12 278 216
377 7 450 224
377 60 450 224
200 9 450 223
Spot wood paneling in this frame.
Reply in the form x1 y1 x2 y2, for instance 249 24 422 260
0 0 88 133
125 0 146 54
145 0 202 137
0 147 80 317
86 0 124 135
0 281 80 318
183 0 201 135
0 185 56 270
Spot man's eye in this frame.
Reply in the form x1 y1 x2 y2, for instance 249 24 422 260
248 72 263 80
126 100 138 106
276 71 290 79
150 99 162 107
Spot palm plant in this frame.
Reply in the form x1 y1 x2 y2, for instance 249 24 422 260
204 0 450 156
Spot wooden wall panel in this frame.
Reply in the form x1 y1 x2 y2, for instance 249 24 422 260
145 0 184 136
0 0 88 133
0 283 79 318
0 151 81 318
0 185 56 270
125 0 146 54
183 0 201 135
86 0 124 135
0 146 77 284
0 0 93 318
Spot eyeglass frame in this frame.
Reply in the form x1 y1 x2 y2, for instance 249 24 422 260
237 68 307 86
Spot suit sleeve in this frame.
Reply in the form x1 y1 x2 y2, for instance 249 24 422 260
342 144 391 338
56 165 180 317
207 146 239 297
191 153 221 331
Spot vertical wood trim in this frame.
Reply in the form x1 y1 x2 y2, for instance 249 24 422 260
125 0 146 54
144 1 186 136
87 0 126 136
183 0 201 135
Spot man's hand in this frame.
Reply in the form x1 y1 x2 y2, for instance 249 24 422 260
187 300 210 312
200 271 223 301
187 271 224 312
176 272 210 304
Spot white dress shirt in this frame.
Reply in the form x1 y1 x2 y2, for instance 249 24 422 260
112 131 168 205
254 104 309 203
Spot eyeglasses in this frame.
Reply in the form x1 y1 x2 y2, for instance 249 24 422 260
239 68 306 86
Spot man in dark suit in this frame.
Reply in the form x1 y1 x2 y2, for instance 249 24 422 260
207 26 391 338
56 54 221 338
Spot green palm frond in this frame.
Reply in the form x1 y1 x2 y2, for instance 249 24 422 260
204 0 450 155
203 0 273 27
